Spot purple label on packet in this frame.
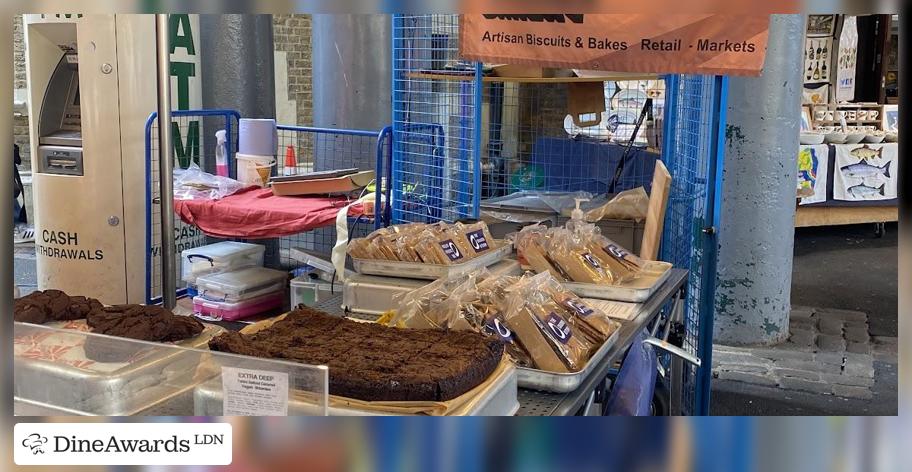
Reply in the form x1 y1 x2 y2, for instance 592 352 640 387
563 299 595 317
466 229 490 252
545 313 572 344
581 252 602 269
439 239 463 261
483 317 513 341
604 244 630 259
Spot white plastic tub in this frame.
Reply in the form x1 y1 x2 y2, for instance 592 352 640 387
181 242 265 285
196 267 288 303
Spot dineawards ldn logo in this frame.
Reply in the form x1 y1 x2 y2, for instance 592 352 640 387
14 423 232 466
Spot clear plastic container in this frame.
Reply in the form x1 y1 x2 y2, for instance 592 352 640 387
193 291 284 321
196 267 288 303
181 242 266 285
290 276 335 308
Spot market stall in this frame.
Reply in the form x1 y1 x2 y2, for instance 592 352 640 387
14 13 760 417
798 14 899 232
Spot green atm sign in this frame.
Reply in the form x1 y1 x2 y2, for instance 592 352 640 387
169 14 199 169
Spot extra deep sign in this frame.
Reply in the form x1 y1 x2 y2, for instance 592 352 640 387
459 14 771 76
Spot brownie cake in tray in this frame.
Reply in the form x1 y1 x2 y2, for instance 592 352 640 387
208 307 505 402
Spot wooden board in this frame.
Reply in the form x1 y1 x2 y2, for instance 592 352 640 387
406 72 659 83
640 160 671 260
795 205 898 227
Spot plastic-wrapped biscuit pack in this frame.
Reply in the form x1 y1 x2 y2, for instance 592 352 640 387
514 223 646 285
390 270 620 373
348 222 498 265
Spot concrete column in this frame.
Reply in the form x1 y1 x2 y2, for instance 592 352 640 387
714 14 805 345
198 15 279 266
199 14 276 172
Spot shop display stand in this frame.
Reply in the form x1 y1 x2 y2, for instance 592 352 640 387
322 269 689 416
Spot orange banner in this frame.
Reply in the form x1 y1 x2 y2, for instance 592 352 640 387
459 14 771 76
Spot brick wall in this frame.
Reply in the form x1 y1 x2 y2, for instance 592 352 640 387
13 14 31 170
272 14 312 127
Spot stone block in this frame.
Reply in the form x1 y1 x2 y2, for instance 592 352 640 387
779 377 832 394
717 370 778 387
816 334 846 352
752 348 813 362
831 384 873 400
712 351 770 368
872 336 898 346
846 342 872 355
789 306 816 319
817 317 844 336
844 357 875 378
817 308 867 323
843 320 869 331
788 317 817 331
774 358 843 374
821 373 875 387
815 352 846 366
788 329 817 347
772 368 821 382
844 327 870 343
715 363 769 374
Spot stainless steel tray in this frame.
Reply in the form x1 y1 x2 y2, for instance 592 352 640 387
342 274 428 315
352 242 512 280
517 329 621 393
193 362 519 416
563 261 673 303
14 322 222 416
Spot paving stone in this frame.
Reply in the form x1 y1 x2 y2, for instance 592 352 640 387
715 363 769 374
844 358 875 378
815 352 847 366
846 342 872 355
844 327 870 343
789 306 816 319
872 336 898 346
779 377 832 395
774 359 842 374
711 351 771 368
788 329 817 347
772 368 821 382
821 373 875 387
717 370 778 387
816 334 846 352
871 343 897 363
817 308 867 323
788 317 817 331
817 317 844 336
831 384 873 400
843 320 869 331
752 348 814 362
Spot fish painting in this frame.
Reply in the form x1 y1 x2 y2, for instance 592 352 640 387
840 159 891 179
847 182 886 199
850 145 884 160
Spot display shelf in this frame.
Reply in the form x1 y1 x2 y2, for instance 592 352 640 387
795 205 898 227
406 71 660 83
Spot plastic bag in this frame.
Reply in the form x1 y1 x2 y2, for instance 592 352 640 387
545 228 612 284
173 163 247 201
503 272 594 372
514 225 565 280
605 330 657 416
390 274 471 329
583 187 650 222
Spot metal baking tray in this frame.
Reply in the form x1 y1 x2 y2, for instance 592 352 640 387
352 242 512 280
562 261 673 303
517 329 621 393
13 322 222 416
193 362 519 416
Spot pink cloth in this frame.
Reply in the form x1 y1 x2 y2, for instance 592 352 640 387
173 187 364 239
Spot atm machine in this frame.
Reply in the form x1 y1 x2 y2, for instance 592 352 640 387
24 15 160 304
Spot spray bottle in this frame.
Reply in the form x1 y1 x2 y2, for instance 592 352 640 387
215 129 228 177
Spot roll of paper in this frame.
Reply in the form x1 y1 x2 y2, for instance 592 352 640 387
238 118 277 156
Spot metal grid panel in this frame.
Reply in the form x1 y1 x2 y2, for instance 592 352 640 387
145 111 239 304
659 75 724 415
273 126 391 267
393 14 665 224
146 113 391 302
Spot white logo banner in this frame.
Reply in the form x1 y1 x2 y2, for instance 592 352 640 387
15 423 232 465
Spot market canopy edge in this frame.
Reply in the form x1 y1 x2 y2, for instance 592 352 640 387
459 14 771 76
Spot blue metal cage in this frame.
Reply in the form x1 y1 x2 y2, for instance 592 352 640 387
144 110 392 305
392 14 726 415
